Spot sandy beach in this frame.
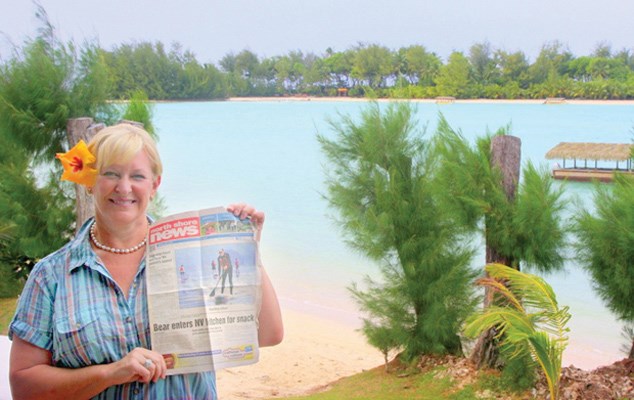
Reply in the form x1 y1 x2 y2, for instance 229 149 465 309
216 308 384 399
214 306 623 400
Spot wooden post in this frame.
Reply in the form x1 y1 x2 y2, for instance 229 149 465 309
66 118 105 233
471 135 521 369
485 135 521 270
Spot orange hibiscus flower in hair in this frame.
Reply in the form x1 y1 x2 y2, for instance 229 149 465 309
56 140 98 187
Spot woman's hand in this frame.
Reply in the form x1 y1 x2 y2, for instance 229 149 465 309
108 347 167 384
227 203 265 241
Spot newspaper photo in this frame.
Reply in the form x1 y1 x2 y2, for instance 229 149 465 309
146 206 261 375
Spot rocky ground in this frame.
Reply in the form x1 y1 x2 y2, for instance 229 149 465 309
417 354 634 399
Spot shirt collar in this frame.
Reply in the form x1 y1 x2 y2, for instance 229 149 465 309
68 217 98 272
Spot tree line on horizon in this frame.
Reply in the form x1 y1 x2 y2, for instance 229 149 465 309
101 40 634 101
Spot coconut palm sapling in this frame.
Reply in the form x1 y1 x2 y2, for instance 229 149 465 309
464 263 571 400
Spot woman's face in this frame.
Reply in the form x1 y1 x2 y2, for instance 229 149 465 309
93 150 161 226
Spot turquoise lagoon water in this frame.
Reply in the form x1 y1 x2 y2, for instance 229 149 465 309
153 100 634 368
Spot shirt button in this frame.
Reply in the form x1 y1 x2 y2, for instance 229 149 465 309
133 388 140 395
126 316 132 323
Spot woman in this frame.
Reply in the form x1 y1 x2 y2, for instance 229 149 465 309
8 123 283 399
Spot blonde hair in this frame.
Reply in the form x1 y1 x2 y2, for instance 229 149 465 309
87 123 163 178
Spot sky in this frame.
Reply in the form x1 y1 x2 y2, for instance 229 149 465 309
1 0 633 65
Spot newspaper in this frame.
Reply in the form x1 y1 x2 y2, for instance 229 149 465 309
146 206 261 375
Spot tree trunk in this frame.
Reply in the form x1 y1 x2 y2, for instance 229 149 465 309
471 135 522 369
66 118 105 233
629 338 634 360
490 135 521 204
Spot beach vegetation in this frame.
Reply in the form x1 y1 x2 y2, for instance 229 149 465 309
434 52 473 98
0 6 109 294
0 297 18 335
395 45 442 87
318 101 479 362
464 264 571 400
275 357 533 400
573 173 634 359
432 118 567 372
0 9 159 292
359 318 401 371
97 39 634 101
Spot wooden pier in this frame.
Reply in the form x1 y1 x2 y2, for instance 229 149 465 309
546 142 633 182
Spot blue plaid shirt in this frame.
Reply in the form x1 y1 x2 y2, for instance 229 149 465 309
9 218 217 399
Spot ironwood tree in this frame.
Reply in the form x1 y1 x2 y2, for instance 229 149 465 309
318 102 479 361
574 173 634 359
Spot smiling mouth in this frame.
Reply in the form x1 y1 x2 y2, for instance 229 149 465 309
111 199 136 206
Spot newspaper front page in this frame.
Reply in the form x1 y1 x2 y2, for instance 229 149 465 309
146 206 261 375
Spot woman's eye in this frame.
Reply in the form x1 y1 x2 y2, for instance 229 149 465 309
103 171 119 178
132 174 146 181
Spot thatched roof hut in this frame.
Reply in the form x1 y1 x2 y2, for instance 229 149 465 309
545 142 633 162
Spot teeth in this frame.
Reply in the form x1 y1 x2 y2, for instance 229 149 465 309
112 199 135 205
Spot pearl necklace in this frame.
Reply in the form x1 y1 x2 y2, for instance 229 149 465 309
89 221 147 254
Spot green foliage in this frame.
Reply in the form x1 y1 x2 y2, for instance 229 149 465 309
512 163 567 272
620 324 634 358
0 150 74 290
0 8 115 286
121 90 156 135
433 121 567 273
319 102 479 361
359 317 401 370
432 116 496 228
276 356 531 400
350 44 393 89
0 297 18 333
0 7 115 161
0 222 23 297
104 41 228 100
464 264 570 400
573 174 634 323
496 347 537 391
434 52 473 98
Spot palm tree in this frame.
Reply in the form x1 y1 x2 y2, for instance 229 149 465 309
464 263 571 400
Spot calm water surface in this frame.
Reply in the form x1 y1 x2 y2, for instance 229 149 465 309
153 100 634 366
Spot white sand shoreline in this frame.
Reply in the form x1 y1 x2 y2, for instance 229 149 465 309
227 96 634 106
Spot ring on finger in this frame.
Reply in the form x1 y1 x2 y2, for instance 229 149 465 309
144 358 153 369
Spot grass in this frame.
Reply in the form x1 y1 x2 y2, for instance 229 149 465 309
0 297 18 335
270 360 532 400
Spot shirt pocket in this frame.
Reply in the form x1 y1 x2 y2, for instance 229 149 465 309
53 308 113 367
